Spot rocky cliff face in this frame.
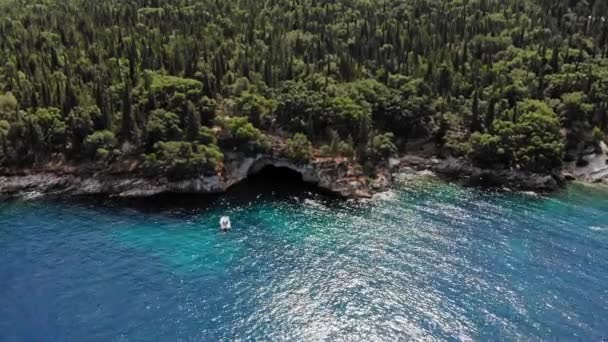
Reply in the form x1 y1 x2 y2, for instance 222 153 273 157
4 150 586 201
564 142 608 187
0 153 385 200
393 156 564 192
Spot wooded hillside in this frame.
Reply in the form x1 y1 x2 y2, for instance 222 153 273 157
1 0 607 176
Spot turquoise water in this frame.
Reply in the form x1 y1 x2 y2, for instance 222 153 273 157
1 177 608 341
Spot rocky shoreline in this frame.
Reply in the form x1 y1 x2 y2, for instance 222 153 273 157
3 142 608 201
0 155 583 202
3 145 605 201
0 152 391 201
563 142 608 187
393 156 565 192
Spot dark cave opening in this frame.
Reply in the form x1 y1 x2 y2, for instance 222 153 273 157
224 163 336 202
232 165 314 195
248 165 304 183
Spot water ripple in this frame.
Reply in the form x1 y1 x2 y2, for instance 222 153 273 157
1 182 608 340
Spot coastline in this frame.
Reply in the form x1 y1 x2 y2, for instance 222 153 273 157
1 153 592 201
0 152 390 201
393 156 566 192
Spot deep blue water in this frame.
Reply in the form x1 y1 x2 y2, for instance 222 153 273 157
1 176 608 341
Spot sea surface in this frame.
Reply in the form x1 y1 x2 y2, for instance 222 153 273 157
1 174 608 341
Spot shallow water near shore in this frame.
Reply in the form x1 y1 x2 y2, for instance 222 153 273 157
1 176 608 341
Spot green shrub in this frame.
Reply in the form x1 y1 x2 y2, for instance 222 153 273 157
221 116 271 153
234 91 275 128
197 126 217 145
469 132 506 167
592 127 604 143
366 133 397 161
145 109 183 148
143 141 223 179
319 130 354 158
285 133 313 162
512 110 564 172
96 148 110 160
23 107 67 155
149 73 203 94
83 130 118 160
469 99 564 173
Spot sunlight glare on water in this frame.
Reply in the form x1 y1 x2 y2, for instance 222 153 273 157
1 178 608 341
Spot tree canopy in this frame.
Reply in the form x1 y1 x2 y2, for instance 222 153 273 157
0 0 607 174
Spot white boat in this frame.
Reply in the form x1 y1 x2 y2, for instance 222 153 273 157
220 216 231 231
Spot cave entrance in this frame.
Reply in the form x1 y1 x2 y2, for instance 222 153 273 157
248 165 304 183
227 164 318 198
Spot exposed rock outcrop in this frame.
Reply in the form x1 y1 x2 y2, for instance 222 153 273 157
564 141 608 186
5 148 592 201
393 155 563 192
0 152 384 200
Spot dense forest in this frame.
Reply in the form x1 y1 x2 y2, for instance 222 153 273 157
1 0 607 178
